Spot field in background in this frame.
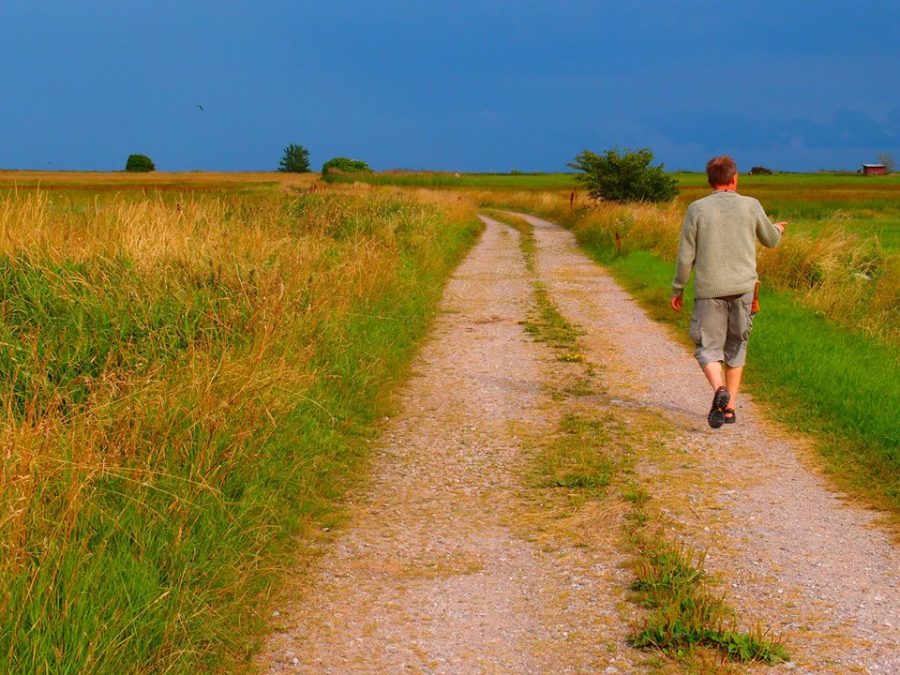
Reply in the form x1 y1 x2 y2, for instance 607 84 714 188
674 172 900 251
323 170 578 190
0 169 314 190
325 169 900 250
0 173 480 672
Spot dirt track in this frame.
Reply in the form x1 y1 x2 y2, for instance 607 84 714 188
255 214 899 673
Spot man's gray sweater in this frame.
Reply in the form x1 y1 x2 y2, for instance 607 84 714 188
672 191 782 299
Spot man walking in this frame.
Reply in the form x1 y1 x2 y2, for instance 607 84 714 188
671 156 786 428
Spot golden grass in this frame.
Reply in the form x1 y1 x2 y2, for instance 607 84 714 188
0 178 481 671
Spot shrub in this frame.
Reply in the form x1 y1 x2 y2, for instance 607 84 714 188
569 148 677 203
125 154 155 172
322 157 371 175
749 166 774 175
278 144 311 173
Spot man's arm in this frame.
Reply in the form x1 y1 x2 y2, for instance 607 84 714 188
754 200 786 247
671 208 696 311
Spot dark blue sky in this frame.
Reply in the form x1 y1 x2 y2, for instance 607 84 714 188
2 1 898 172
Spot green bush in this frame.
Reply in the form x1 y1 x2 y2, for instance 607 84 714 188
569 148 677 203
278 143 311 173
125 154 155 172
322 157 371 175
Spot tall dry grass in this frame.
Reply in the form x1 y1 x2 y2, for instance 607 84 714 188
0 186 479 671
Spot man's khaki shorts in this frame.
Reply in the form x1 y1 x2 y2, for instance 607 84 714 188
689 291 755 368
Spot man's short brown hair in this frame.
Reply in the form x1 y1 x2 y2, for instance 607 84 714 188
706 156 737 187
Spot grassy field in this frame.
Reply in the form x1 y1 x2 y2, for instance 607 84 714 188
0 168 896 669
0 173 480 672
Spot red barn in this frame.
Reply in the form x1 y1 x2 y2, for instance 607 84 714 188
861 163 887 175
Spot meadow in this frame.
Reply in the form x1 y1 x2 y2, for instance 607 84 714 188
0 173 480 672
0 168 897 671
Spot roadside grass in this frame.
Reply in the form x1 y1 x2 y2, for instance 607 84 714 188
0 185 480 672
508 215 788 667
0 169 316 192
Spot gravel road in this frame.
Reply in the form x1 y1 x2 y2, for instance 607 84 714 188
254 213 898 674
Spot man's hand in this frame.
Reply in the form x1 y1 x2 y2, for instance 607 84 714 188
671 295 683 313
775 221 788 234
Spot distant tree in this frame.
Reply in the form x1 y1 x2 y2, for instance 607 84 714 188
125 154 155 172
278 144 311 173
749 166 774 175
878 153 896 173
568 148 678 203
322 157 371 174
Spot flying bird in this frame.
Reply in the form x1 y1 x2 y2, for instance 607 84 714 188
196 104 204 112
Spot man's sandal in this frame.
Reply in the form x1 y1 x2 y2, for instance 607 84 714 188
723 408 736 424
707 386 730 429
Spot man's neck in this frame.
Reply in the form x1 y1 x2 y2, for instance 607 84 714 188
713 176 739 192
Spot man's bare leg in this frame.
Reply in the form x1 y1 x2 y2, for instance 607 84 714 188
724 365 743 408
702 362 725 391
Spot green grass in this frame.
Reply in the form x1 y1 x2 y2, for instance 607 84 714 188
0 254 246 417
324 171 578 190
628 538 789 663
594 247 900 508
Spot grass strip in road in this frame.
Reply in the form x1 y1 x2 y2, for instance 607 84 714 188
485 210 583 356
506 213 789 667
627 533 790 663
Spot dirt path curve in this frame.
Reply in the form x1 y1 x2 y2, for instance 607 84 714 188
255 216 646 673
521 212 900 673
